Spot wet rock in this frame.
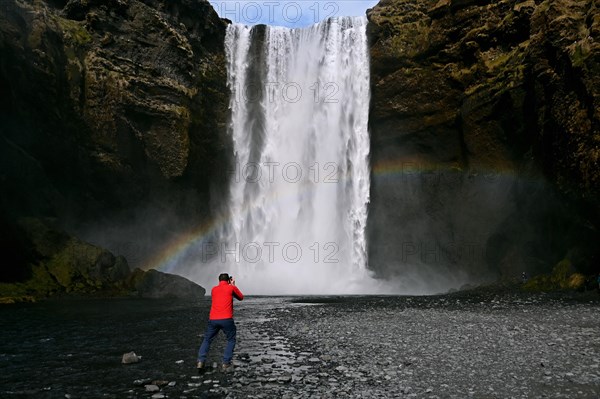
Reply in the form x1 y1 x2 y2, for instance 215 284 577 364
127 269 206 299
144 384 160 392
121 351 141 364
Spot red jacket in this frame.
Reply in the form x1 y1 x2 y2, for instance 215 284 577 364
209 281 244 320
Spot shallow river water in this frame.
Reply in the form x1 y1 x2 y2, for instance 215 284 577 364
1 293 599 398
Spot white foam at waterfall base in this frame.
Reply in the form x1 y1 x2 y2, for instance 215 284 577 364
187 17 394 294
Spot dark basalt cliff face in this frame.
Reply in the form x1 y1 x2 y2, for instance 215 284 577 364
0 0 228 299
367 0 600 286
0 0 230 290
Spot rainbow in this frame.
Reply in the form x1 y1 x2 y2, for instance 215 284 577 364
145 157 536 274
143 218 220 274
145 168 340 273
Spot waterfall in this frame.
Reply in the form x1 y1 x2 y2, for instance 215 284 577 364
203 17 380 294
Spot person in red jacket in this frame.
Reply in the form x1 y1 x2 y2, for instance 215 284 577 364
197 273 244 372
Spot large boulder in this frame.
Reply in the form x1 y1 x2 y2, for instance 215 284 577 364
126 268 206 299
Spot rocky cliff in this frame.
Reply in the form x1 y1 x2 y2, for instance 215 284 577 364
0 0 230 288
367 0 600 288
0 0 228 299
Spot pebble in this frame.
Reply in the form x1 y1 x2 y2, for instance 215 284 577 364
15 295 599 398
305 376 319 384
122 351 141 364
145 384 159 392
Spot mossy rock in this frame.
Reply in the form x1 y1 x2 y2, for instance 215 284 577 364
385 19 432 58
55 17 92 46
523 259 586 291
523 274 554 291
551 258 573 288
46 238 104 287
567 273 586 290
0 295 36 304
4 218 133 299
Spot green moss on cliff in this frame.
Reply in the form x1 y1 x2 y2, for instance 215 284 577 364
56 17 92 45
387 19 432 58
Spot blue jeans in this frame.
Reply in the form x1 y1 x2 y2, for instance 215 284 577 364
197 318 237 364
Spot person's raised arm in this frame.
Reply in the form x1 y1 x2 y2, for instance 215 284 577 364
230 278 244 300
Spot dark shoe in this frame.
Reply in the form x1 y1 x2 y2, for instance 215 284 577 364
221 363 233 373
197 361 205 374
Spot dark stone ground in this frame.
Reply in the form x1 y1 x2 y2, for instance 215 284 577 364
1 293 599 398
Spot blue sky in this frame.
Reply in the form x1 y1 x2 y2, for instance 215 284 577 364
209 0 380 27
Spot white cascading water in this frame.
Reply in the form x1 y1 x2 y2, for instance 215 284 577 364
196 17 386 294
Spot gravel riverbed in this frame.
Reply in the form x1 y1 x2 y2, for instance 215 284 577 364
1 293 599 398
